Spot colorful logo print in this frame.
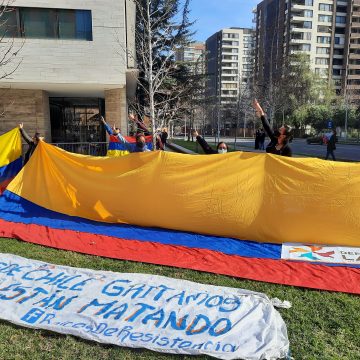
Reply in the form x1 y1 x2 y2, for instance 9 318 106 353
289 245 335 261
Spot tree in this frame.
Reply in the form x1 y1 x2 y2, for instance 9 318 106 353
128 0 194 149
0 2 23 81
255 53 334 127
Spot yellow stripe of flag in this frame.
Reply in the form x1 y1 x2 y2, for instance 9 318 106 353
0 128 22 168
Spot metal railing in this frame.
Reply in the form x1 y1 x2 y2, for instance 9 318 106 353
22 142 109 156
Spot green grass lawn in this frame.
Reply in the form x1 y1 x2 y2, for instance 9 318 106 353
0 237 359 360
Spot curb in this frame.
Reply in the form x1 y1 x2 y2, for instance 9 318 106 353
166 142 197 155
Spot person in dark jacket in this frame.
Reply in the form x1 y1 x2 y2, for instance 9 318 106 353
253 100 292 157
255 129 261 150
259 128 266 150
161 128 168 149
19 123 43 165
192 130 228 154
325 129 338 161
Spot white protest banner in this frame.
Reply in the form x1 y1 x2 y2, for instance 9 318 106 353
0 253 289 359
282 243 360 265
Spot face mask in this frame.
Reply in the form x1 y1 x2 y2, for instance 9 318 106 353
218 148 227 154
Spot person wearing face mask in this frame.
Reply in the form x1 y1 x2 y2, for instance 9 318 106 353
253 100 293 157
18 123 44 165
134 133 151 152
191 130 228 154
100 116 153 155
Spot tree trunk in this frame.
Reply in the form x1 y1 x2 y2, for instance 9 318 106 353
146 1 156 151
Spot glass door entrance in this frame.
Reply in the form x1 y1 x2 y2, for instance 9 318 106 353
50 97 105 143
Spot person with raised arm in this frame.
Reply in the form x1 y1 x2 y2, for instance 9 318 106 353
100 116 152 156
191 130 228 154
253 99 293 157
18 123 43 165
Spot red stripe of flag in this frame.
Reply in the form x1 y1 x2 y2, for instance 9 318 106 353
0 219 359 294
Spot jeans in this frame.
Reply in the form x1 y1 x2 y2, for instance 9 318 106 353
326 149 336 161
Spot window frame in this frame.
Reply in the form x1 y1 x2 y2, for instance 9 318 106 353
0 6 93 41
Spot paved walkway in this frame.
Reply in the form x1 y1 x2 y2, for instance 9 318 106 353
201 138 360 162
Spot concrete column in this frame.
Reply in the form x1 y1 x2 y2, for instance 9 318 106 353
105 87 128 135
0 89 51 141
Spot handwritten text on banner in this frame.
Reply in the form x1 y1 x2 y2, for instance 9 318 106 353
0 254 289 359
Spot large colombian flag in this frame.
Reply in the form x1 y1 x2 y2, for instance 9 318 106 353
0 128 22 194
0 141 359 294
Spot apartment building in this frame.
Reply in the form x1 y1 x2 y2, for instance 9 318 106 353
344 0 360 99
175 42 205 63
255 0 359 97
0 0 136 142
206 28 255 106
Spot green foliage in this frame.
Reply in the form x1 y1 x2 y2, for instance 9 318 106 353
291 104 332 131
257 53 338 129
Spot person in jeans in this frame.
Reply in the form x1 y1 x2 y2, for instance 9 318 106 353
325 129 338 161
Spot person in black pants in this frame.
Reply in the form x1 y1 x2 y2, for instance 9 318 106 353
255 129 261 150
253 100 292 157
19 123 43 165
325 129 338 161
161 128 168 150
192 130 228 154
259 128 266 150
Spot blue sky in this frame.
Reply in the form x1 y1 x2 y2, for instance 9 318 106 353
188 0 259 42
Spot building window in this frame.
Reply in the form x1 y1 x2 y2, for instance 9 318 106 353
336 5 347 13
349 59 360 65
335 27 346 34
318 15 332 23
21 8 57 38
315 68 328 76
222 40 239 46
335 16 346 24
1 7 92 41
333 48 343 55
318 25 331 33
0 7 19 37
315 58 329 65
333 58 343 65
316 47 330 54
317 36 331 44
334 37 345 45
319 4 333 11
223 33 239 39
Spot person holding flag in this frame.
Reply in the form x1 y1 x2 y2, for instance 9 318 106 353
19 123 44 165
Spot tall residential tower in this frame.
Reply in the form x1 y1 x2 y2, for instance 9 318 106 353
255 0 360 99
206 28 255 106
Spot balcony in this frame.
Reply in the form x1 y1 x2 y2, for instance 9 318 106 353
291 1 313 9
